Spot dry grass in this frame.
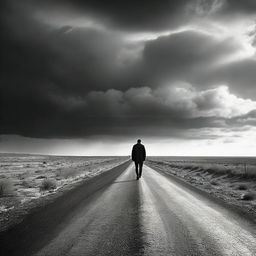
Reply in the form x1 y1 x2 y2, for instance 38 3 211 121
56 168 76 179
0 179 14 197
210 180 219 186
40 178 57 191
20 180 33 188
35 175 47 179
149 160 256 180
241 192 256 201
236 184 248 190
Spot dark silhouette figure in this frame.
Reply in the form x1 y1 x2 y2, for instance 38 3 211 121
132 139 146 180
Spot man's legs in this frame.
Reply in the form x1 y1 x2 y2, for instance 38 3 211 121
134 162 139 179
139 161 143 178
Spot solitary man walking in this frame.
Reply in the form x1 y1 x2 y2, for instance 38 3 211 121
131 139 146 180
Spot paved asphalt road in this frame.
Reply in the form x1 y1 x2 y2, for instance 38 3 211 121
1 161 256 256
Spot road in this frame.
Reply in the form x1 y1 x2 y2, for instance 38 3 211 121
1 161 256 256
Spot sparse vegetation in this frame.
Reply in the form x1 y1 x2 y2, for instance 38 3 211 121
40 178 57 191
241 192 255 201
36 175 47 179
237 184 247 190
0 154 127 232
210 180 219 186
56 168 75 179
0 179 13 197
20 180 34 188
147 160 256 180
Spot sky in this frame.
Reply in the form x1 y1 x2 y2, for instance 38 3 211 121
1 0 256 156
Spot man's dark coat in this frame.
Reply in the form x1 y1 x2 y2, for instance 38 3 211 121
132 143 146 163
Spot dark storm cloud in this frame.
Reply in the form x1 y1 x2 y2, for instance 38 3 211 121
1 14 136 94
227 110 256 127
1 83 225 138
1 0 256 141
141 30 240 84
0 0 142 138
35 0 192 31
191 58 256 100
222 0 256 14
37 0 256 30
0 3 135 138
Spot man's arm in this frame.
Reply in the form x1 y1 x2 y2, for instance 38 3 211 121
131 145 135 161
143 146 146 161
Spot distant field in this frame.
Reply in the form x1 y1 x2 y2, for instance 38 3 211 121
148 156 256 164
148 156 256 178
0 153 128 214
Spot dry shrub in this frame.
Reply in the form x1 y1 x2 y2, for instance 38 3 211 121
40 178 56 191
0 179 14 197
36 175 47 179
21 180 33 188
210 180 219 186
56 168 75 179
241 192 255 201
237 184 247 190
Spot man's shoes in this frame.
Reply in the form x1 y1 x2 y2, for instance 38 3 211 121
136 176 139 180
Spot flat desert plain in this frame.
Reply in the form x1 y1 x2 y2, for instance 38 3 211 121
0 153 128 231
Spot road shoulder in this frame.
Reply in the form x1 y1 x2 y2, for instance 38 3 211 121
145 162 256 225
0 160 131 256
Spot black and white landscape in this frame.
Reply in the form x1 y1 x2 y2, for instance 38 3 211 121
1 0 256 255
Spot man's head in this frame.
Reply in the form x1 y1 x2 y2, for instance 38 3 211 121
137 139 141 144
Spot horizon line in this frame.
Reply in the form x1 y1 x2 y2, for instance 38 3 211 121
1 152 256 158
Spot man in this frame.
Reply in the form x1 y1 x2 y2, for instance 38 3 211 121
132 139 146 180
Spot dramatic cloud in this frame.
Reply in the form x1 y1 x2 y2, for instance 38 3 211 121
1 0 256 154
2 81 256 139
222 0 256 14
141 30 243 85
32 0 193 31
194 59 256 99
